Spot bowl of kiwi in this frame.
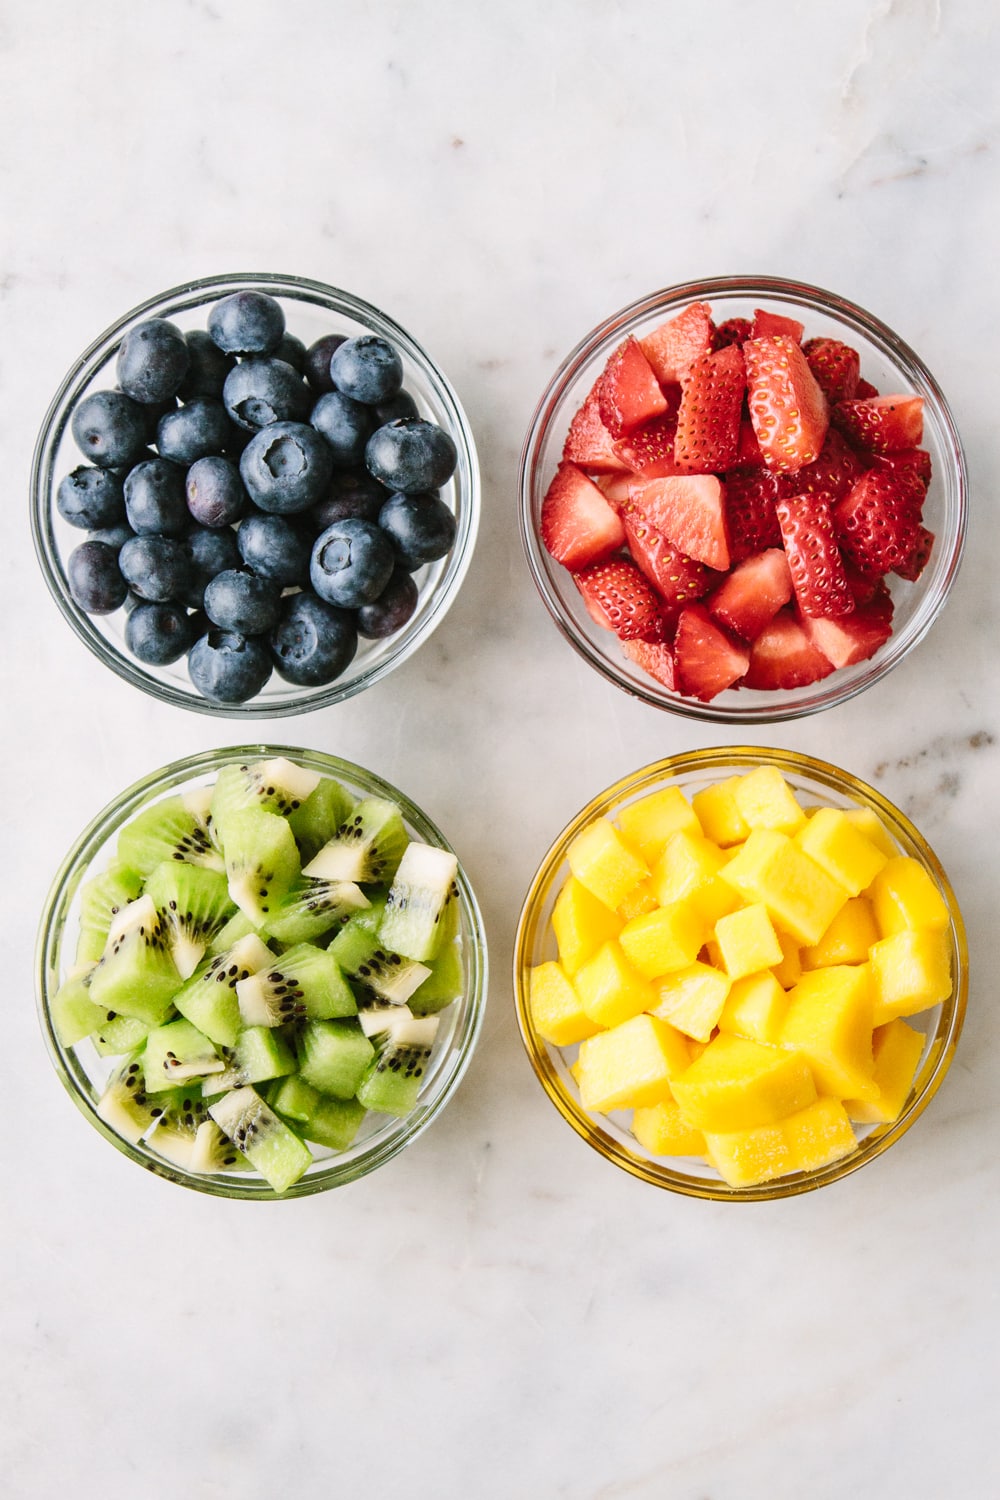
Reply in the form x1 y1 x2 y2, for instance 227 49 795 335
36 745 488 1198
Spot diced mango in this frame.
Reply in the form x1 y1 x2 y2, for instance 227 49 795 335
795 807 888 896
577 1013 690 1113
651 829 740 924
780 965 877 1101
616 879 659 921
733 765 807 835
703 1121 794 1187
843 806 899 859
718 970 788 1046
528 961 602 1047
618 786 701 866
801 896 879 970
771 929 802 989
574 940 655 1028
783 1097 857 1172
846 1018 926 1124
714 902 783 980
551 876 623 976
670 1034 817 1132
691 776 750 847
650 961 731 1042
619 900 705 980
632 1098 706 1157
567 817 649 911
869 927 952 1025
721 829 848 946
870 856 950 936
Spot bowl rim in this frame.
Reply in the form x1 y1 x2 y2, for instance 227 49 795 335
36 743 489 1199
518 273 968 724
31 271 481 718
512 744 968 1201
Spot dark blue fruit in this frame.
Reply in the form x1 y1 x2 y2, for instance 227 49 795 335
377 491 457 569
329 335 403 405
188 629 273 702
179 330 234 400
208 291 285 356
88 522 136 553
276 332 307 373
239 421 334 514
123 458 189 537
56 466 126 530
156 398 232 465
71 390 148 469
223 358 310 431
203 569 282 635
237 512 311 586
375 389 419 424
269 590 358 687
116 319 189 404
304 333 346 393
181 524 243 608
119 535 191 602
311 472 388 530
310 390 374 469
356 568 419 639
365 418 457 493
185 455 247 527
125 601 194 665
66 540 128 614
310 518 395 608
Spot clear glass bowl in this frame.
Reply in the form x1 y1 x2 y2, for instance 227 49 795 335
519 275 967 723
31 273 480 717
36 745 488 1199
513 747 967 1201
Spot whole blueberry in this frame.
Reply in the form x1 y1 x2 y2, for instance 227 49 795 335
179 329 234 400
182 524 242 608
71 390 148 469
208 291 285 356
375 389 419 424
116 319 189 404
356 568 419 639
156 398 233 464
223 357 310 432
365 418 457 493
141 396 177 443
377 491 457 569
237 512 311 586
88 522 136 553
329 335 403 405
125 601 194 665
310 518 395 609
66 540 128 614
123 457 189 536
188 629 273 703
119 534 191 602
303 333 346 393
276 332 307 373
269 590 358 688
203 569 282 635
56 466 126 530
185 455 247 527
311 471 389 530
239 421 334 514
310 390 374 469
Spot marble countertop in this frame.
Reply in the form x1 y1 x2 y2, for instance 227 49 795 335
3 2 998 1495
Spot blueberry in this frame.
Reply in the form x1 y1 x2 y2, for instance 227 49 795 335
71 390 148 469
141 396 178 442
377 491 457 569
309 390 374 469
124 601 194 665
269 590 358 687
223 357 310 432
310 518 395 608
179 330 234 400
276 332 307 373
237 512 311 587
311 472 389 530
88 522 136 553
239 421 334 514
356 568 419 639
66 540 128 614
203 569 282 635
156 398 233 464
119 534 191 602
365 418 457 493
303 333 346 393
185 455 247 527
329 335 403 405
116 319 189 404
56 466 126 530
182 524 242 608
188 629 273 703
375 389 419 424
208 291 285 356
123 457 189 536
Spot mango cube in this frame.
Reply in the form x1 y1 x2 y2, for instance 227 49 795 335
577 1013 690 1113
574 940 655 1028
771 929 802 989
691 776 750 847
780 965 877 1101
870 856 950 936
869 927 952 1025
846 1018 926 1124
703 1121 794 1186
551 876 623 976
721 829 848 946
616 879 659 921
618 786 700 866
567 817 648 912
670 1034 817 1132
714 902 783 979
632 1098 706 1157
528 962 601 1047
650 961 731 1042
801 896 879 971
619 901 705 979
718 970 788 1045
651 829 739 924
844 807 899 859
782 1097 857 1172
733 765 807 835
795 807 889 896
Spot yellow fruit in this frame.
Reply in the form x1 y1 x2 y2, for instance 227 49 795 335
577 1013 690 1113
551 876 623 976
733 765 807 835
846 1018 926 1124
632 1098 706 1157
718 970 788 1046
616 879 660 921
566 817 649 912
801 896 879 970
780 965 877 1100
721 828 848 946
619 900 705 980
795 807 888 896
650 960 731 1042
691 776 750 847
528 961 601 1047
870 856 950 936
782 1097 857 1172
771 929 802 989
618 786 701 866
651 829 739 924
869 927 952 1025
714 901 783 980
703 1121 793 1186
574 940 655 1029
843 806 899 859
670 1033 817 1132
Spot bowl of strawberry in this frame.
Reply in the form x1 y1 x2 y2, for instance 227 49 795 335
520 276 967 721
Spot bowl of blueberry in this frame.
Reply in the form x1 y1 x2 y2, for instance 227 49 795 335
32 274 480 713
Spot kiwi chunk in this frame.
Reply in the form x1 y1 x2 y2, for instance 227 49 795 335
356 1016 440 1118
172 933 274 1048
301 796 408 885
409 940 464 1016
298 1019 375 1099
377 842 459 962
222 808 300 927
189 1119 249 1173
75 863 143 966
145 1088 211 1168
96 1055 167 1144
50 972 107 1046
208 1086 312 1193
205 1025 297 1096
261 878 369 946
92 1012 155 1057
210 757 321 841
235 943 357 1027
87 894 182 1024
144 860 236 979
269 1075 366 1151
288 776 357 864
330 924 431 1005
116 793 223 876
142 1017 225 1093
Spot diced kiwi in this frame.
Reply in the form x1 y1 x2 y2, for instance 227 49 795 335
50 972 107 1046
210 757 321 840
298 1019 375 1099
96 1055 165 1144
144 860 236 979
208 1085 313 1193
189 1119 249 1173
356 1016 440 1118
87 894 182 1024
330 924 431 1005
92 1012 155 1057
116 793 223 876
358 1003 415 1038
75 863 143 966
302 796 408 885
377 842 459 962
205 1025 297 1096
268 1074 367 1151
235 943 357 1027
260 877 369 945
172 933 275 1047
222 808 300 927
409 939 464 1016
207 907 258 954
142 1017 226 1093
145 1088 210 1168
288 776 357 865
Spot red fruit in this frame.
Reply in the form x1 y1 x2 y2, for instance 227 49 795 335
775 493 855 618
597 336 670 438
893 524 935 582
742 610 836 690
734 420 763 468
620 500 712 619
869 447 933 492
713 317 752 350
855 378 880 399
778 428 866 506
613 411 684 478
596 473 633 509
629 474 730 571
673 605 750 702
674 344 746 473
574 557 668 643
802 586 894 669
832 394 924 454
801 337 861 404
640 302 715 385
707 548 793 642
834 468 923 576
563 389 628 474
623 637 677 689
724 468 782 564
540 462 627 571
744 334 829 472
750 308 804 343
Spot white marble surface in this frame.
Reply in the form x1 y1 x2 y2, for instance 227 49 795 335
3 2 999 1495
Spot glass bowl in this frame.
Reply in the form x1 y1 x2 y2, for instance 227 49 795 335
36 745 488 1199
519 275 967 723
513 747 967 1200
31 272 480 716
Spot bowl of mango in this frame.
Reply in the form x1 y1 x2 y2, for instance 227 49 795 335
513 748 967 1199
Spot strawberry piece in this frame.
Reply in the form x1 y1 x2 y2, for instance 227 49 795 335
777 428 866 506
802 586 894 669
640 302 715 385
713 317 752 350
869 447 933 492
724 468 782 563
628 475 730 571
540 462 627 571
613 411 683 478
802 337 861 404
574 557 668 642
893 524 935 582
834 468 923 577
744 334 829 473
623 637 677 689
734 420 763 468
673 605 750 702
855 378 880 399
597 336 669 438
750 308 804 343
674 344 746 473
776 493 855 618
832 394 924 454
743 610 835 690
563 389 628 474
707 548 793 642
596 473 633 509
620 500 712 619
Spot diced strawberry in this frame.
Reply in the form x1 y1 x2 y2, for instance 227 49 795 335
743 610 836 690
628 474 730 571
673 605 750 702
613 412 684 478
744 335 829 473
750 308 805 343
563 389 628 474
640 302 715 385
620 500 712 619
869 447 933 493
623 637 677 689
724 468 782 563
734 420 763 468
597 337 670 438
855 378 880 399
832 394 924 454
834 468 923 577
777 428 866 506
707 548 793 642
574 557 668 643
775 493 855 618
596 473 633 509
540 462 627 571
674 344 746 473
842 560 885 605
801 337 861 404
713 317 752 350
802 586 894 669
893 524 935 582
